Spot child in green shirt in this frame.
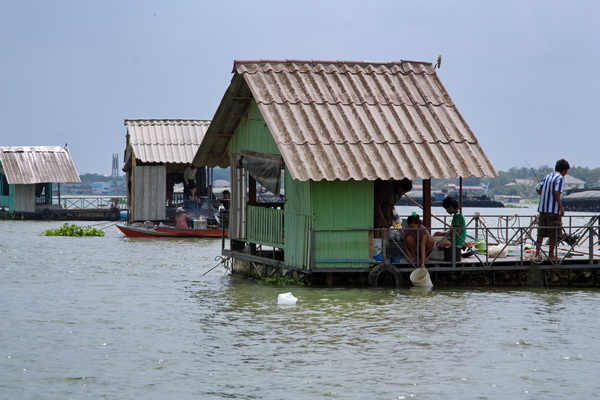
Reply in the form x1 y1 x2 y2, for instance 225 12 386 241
434 196 466 251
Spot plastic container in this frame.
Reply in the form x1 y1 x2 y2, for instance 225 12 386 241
488 244 508 258
277 292 298 305
474 240 486 254
373 238 382 260
410 268 433 287
430 236 445 260
194 218 207 229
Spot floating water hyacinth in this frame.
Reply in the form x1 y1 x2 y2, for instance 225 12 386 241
43 223 105 237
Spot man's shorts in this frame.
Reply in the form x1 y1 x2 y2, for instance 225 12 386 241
538 212 562 238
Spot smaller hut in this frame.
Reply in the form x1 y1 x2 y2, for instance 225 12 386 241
122 119 211 223
0 146 80 218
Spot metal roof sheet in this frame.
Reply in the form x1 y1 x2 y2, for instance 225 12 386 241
193 59 497 180
0 146 81 184
564 190 600 200
125 119 210 164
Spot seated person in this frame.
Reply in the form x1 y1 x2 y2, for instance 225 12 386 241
403 214 434 269
434 196 467 256
175 207 192 228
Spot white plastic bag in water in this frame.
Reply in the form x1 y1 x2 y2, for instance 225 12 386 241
277 292 298 305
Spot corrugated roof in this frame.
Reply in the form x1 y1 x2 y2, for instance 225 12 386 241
564 190 600 200
194 59 497 181
0 146 81 184
564 175 586 185
125 119 210 164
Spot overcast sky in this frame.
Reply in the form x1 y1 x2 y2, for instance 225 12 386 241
1 0 598 175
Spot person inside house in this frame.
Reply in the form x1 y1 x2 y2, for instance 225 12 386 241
183 164 197 200
374 178 413 237
403 214 434 269
166 171 183 205
175 206 192 228
220 190 230 211
218 190 230 228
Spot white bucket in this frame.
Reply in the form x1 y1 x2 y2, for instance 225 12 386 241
410 268 433 287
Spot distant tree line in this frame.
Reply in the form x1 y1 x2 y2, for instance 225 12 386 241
79 173 125 184
410 165 600 200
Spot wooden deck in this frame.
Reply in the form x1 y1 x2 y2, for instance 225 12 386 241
225 213 600 286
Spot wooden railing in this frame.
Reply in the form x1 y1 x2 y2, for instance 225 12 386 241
247 205 285 248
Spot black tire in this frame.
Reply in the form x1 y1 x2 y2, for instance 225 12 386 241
42 208 53 220
108 207 120 221
368 262 403 288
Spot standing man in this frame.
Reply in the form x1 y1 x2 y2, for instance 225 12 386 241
374 178 413 235
183 164 197 200
535 159 570 259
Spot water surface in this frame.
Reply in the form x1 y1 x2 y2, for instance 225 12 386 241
1 220 599 399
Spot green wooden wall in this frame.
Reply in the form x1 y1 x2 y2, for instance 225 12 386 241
310 179 373 269
229 102 280 155
283 172 312 268
0 172 14 210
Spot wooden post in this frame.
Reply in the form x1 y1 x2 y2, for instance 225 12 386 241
423 178 432 229
459 176 463 212
249 175 257 255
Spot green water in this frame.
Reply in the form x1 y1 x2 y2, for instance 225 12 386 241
1 220 599 399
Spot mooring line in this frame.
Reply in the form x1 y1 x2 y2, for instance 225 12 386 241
202 255 231 276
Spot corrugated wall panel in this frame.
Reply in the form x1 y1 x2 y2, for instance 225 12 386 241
133 165 166 221
13 184 35 212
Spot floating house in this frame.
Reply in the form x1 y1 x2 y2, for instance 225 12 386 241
563 188 600 212
193 59 498 284
563 175 585 191
0 146 80 218
122 119 210 223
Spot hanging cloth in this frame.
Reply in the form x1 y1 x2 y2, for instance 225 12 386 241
237 153 282 197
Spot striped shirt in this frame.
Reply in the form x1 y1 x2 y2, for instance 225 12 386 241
536 172 564 214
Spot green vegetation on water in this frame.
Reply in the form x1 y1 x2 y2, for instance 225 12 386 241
258 276 309 286
43 223 105 237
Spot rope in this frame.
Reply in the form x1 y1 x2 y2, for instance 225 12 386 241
81 221 120 230
202 255 231 276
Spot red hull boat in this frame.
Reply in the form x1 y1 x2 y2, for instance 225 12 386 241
117 223 227 238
